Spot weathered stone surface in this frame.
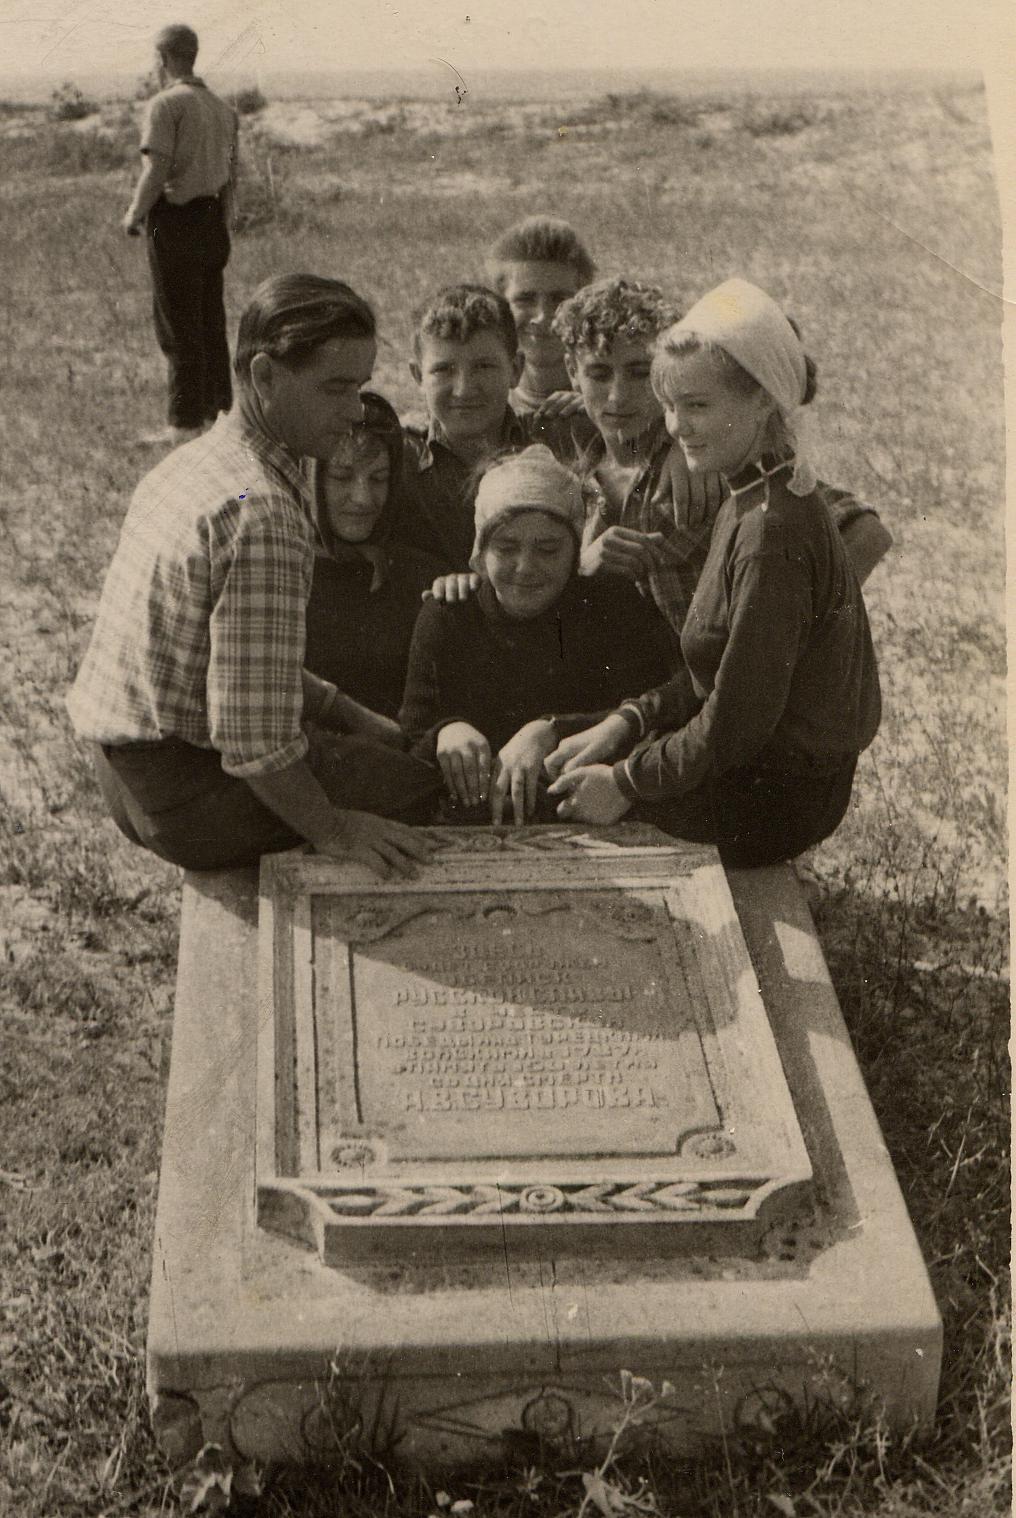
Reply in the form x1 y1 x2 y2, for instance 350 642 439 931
147 828 942 1472
257 830 812 1262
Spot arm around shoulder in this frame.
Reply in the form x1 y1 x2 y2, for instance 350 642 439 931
840 512 893 586
817 480 893 585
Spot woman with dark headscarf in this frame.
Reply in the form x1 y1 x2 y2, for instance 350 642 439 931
304 392 448 719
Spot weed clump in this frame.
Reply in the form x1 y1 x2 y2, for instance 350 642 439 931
50 80 98 122
232 144 310 234
134 69 160 102
742 103 819 137
232 83 268 115
572 88 703 132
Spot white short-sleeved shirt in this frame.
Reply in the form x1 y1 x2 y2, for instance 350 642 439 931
141 78 237 205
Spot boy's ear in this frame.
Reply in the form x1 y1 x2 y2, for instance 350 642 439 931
409 360 422 386
510 350 525 387
250 351 274 404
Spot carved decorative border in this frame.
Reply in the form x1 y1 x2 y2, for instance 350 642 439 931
323 1178 764 1217
267 1175 777 1224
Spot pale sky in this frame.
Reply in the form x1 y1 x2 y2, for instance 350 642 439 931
0 0 1005 82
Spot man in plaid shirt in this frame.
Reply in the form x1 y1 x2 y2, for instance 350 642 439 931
67 274 440 877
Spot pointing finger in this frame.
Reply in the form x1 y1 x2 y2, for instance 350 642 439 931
546 768 584 797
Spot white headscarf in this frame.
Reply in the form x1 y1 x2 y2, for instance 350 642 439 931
469 445 585 570
668 278 816 495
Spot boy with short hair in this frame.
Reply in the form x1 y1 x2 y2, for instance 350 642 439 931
485 216 595 416
399 283 533 566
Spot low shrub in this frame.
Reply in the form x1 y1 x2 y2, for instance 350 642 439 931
742 104 818 137
232 83 268 115
50 80 98 122
134 69 160 102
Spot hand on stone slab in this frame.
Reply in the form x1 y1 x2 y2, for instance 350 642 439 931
544 712 634 780
491 720 557 826
436 722 491 808
315 810 437 879
547 764 632 825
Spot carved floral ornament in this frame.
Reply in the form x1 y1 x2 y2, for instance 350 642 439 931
326 890 663 945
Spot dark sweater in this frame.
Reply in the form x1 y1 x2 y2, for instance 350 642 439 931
304 544 446 720
400 574 674 758
614 458 881 803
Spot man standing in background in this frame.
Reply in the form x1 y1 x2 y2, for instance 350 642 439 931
123 23 238 446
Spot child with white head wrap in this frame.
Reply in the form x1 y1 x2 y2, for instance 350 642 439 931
400 443 672 825
656 278 818 495
469 444 585 571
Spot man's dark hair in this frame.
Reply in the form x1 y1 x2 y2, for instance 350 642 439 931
412 284 517 362
155 24 199 71
551 276 678 356
234 274 376 384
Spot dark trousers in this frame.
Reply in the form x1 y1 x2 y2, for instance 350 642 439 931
146 195 232 429
91 731 442 872
639 755 858 869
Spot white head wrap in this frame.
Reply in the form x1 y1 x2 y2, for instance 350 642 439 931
667 278 816 494
470 445 585 570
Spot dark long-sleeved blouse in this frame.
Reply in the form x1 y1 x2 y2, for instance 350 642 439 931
613 457 881 804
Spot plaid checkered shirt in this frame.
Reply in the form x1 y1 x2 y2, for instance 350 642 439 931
66 411 316 778
571 419 877 641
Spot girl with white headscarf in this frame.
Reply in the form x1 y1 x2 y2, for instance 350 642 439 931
547 280 881 869
400 445 672 826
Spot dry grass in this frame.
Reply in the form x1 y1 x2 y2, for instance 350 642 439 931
0 77 1007 1515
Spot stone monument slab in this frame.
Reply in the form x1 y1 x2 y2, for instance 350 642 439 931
147 827 942 1473
257 828 813 1262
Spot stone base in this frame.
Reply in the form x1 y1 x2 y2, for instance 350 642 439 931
147 848 941 1472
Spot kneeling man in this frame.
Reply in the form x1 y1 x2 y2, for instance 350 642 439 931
67 274 440 878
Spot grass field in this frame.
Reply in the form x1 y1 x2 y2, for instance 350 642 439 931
0 76 1008 1516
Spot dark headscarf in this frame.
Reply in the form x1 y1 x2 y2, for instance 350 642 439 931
311 391 405 590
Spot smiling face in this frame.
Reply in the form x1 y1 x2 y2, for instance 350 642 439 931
656 347 773 476
322 435 390 543
565 336 661 449
254 336 376 461
481 510 577 620
411 331 523 449
501 261 584 375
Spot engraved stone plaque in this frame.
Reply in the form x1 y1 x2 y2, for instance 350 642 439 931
257 827 813 1261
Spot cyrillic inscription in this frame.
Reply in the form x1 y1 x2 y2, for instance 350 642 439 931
332 896 723 1160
